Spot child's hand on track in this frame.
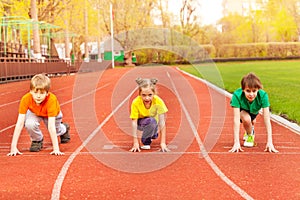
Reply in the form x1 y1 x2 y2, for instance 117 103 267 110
129 143 141 152
159 143 170 152
7 149 23 156
229 143 244 153
50 150 65 156
264 143 279 153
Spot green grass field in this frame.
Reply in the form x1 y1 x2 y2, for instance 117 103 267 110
179 60 300 125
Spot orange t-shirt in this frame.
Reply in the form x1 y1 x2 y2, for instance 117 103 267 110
19 92 61 117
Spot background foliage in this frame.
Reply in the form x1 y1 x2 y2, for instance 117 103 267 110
2 0 300 60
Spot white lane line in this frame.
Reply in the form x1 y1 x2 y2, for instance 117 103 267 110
50 87 136 200
60 83 110 106
0 100 20 109
78 151 300 155
0 124 16 133
167 71 254 200
4 151 300 156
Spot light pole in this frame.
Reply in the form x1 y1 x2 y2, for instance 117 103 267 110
84 0 89 62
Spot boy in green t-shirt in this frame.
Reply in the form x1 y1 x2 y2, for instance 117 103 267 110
229 73 278 153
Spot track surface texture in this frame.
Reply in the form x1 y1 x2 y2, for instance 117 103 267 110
0 66 299 200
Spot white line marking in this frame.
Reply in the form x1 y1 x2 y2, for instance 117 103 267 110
0 100 20 108
102 144 178 150
0 124 16 133
51 86 136 200
3 151 300 156
60 83 110 106
276 146 300 149
167 70 254 200
77 151 300 155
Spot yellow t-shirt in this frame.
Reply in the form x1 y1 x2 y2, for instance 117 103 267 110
19 92 61 117
130 95 168 122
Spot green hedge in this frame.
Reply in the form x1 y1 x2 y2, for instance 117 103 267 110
134 45 215 65
217 42 300 58
133 43 300 64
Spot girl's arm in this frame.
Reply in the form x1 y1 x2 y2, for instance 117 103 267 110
159 114 170 152
229 107 243 152
7 114 26 156
129 119 140 152
262 107 279 153
48 117 64 155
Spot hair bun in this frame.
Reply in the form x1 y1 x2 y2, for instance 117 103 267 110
135 77 158 86
150 78 158 85
135 77 144 85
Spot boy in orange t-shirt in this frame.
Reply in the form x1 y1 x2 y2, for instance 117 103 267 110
7 74 70 156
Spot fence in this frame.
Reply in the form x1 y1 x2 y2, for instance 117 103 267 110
0 57 80 83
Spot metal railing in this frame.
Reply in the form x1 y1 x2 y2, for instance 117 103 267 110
0 57 80 83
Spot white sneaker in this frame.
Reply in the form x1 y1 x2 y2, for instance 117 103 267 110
243 132 248 141
243 126 255 141
243 134 255 147
140 145 151 150
243 127 255 147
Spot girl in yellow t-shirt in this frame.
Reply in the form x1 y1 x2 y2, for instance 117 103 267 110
129 78 169 152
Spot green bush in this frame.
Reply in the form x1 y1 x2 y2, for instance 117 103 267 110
133 45 215 65
216 42 300 58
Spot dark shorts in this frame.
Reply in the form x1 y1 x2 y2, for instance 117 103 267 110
240 109 257 123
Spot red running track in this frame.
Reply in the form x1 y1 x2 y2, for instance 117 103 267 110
0 66 299 200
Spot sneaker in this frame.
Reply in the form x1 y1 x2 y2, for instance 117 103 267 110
243 127 255 141
60 123 70 143
140 145 151 150
30 139 43 152
243 134 255 147
243 132 248 141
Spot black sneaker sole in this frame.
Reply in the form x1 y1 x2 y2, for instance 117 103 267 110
60 123 70 143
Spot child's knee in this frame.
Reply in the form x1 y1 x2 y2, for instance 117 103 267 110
25 119 39 130
241 115 252 126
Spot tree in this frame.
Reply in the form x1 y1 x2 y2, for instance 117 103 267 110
99 0 157 50
179 0 199 38
264 0 298 41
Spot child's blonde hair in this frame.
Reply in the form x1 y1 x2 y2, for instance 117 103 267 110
30 74 51 92
136 78 158 94
241 72 262 90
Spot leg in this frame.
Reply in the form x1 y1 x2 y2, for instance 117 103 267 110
241 110 256 147
138 118 158 145
43 111 66 136
25 110 43 142
240 110 253 134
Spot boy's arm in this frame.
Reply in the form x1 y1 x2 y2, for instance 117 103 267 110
229 107 243 152
159 114 170 152
129 119 140 152
262 107 279 153
48 117 64 155
7 114 26 156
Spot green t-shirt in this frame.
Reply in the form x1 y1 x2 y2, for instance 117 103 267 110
230 88 270 115
130 95 168 122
